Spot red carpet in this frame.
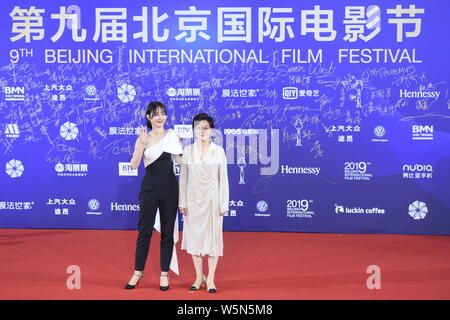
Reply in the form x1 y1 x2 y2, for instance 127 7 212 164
0 229 449 300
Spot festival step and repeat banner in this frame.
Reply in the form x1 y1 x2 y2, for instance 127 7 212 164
0 0 449 234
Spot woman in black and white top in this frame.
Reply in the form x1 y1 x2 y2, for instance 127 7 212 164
124 101 182 291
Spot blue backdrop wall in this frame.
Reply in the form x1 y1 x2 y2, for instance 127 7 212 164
1 0 449 235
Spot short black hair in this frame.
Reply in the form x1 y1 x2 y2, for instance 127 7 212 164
192 113 215 131
145 101 167 129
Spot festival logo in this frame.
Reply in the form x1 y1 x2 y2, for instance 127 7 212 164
6 159 24 178
408 201 428 220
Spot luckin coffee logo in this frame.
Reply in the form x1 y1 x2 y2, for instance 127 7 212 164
335 205 344 214
335 204 385 215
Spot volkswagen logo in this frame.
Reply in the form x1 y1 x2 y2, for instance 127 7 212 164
256 201 268 213
88 199 100 211
373 126 386 137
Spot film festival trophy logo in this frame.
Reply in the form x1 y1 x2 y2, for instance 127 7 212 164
237 156 246 185
294 118 303 147
349 76 365 109
355 79 363 109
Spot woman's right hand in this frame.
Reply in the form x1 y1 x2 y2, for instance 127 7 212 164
179 207 188 216
137 126 150 146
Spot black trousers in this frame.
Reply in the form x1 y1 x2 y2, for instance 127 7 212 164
134 152 179 272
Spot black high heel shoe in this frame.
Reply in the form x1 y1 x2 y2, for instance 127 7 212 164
160 273 169 291
207 286 217 293
207 278 217 293
190 275 206 291
124 271 143 290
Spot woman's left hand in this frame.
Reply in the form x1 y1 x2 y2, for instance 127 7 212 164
219 211 228 216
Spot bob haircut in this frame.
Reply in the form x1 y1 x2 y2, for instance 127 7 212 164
192 113 215 131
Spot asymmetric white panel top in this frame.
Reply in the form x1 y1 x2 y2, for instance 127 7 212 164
143 129 183 167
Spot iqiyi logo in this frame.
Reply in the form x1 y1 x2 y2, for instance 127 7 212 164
283 87 298 99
